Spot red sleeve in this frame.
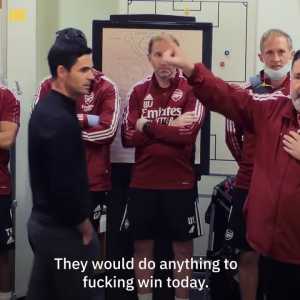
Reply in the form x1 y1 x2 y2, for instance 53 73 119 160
81 77 120 145
144 90 206 145
121 88 153 148
225 118 243 162
0 88 20 125
33 77 52 108
188 64 256 132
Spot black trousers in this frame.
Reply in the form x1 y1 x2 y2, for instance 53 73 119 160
262 256 300 300
26 212 100 300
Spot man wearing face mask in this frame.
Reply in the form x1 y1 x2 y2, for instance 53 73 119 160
224 29 293 300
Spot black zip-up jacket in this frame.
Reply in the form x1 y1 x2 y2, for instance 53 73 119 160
29 90 90 226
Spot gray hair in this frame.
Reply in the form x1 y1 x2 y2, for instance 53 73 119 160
260 29 293 52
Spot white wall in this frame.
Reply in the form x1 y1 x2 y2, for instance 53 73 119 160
0 0 7 83
36 0 59 82
7 0 37 297
58 0 119 47
36 0 119 83
35 0 119 82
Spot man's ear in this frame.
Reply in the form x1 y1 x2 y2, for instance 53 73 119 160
56 65 67 79
291 50 295 60
258 53 264 64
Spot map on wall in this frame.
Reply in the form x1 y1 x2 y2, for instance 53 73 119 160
118 0 258 175
100 27 204 164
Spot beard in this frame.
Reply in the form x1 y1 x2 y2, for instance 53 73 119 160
291 88 300 112
292 96 300 112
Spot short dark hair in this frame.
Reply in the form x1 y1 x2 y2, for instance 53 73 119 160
55 27 87 47
292 50 300 68
47 38 92 78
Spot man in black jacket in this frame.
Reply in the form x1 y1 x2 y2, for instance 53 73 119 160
27 30 100 300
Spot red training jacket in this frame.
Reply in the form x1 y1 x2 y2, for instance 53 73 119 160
122 72 205 190
0 85 20 195
189 63 300 264
225 71 290 189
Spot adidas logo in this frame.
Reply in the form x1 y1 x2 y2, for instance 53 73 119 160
124 219 130 230
5 228 14 245
144 94 153 101
7 236 14 245
189 225 195 234
143 94 154 109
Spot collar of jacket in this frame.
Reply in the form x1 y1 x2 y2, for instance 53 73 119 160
260 69 290 92
51 89 76 112
282 97 297 121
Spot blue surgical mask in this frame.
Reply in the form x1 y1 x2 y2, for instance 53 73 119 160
264 63 290 81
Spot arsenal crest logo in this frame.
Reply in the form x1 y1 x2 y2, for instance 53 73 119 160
82 92 95 112
171 89 183 102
